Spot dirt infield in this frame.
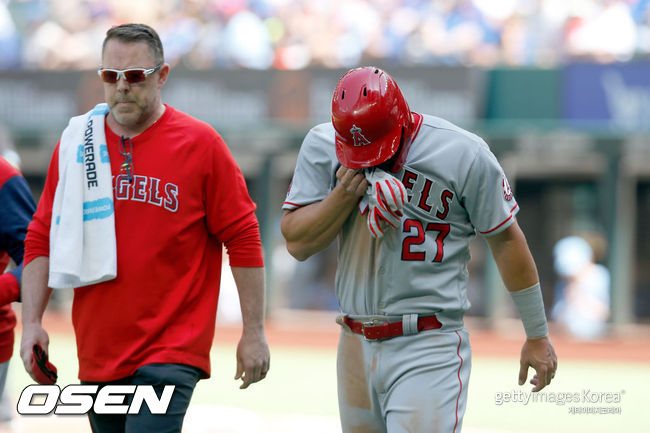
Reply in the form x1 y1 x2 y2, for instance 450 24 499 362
33 309 650 363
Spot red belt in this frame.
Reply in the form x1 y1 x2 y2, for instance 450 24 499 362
342 315 442 340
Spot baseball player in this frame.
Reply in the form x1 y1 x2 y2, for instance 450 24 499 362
281 67 557 433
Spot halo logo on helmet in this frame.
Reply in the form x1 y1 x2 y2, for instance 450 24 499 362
332 66 415 172
350 125 371 147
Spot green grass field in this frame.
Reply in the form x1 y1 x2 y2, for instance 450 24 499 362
4 333 647 433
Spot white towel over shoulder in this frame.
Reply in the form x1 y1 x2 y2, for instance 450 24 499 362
49 103 117 289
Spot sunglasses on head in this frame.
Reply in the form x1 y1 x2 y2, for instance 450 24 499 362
97 64 162 84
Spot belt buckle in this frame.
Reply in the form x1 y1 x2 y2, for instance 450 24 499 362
361 318 388 341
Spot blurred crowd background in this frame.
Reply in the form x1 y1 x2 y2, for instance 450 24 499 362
0 5 647 431
1 0 650 339
1 0 650 71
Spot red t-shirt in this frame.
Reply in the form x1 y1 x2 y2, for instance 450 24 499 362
25 105 264 381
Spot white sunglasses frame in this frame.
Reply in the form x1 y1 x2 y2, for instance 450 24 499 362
97 64 162 83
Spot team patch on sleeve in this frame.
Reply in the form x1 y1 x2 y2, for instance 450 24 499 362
502 175 513 201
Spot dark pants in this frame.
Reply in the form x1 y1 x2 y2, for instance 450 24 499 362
83 363 202 433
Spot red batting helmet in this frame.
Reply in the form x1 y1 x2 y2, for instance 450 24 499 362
332 67 413 172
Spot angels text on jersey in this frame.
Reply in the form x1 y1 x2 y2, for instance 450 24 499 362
113 174 178 212
401 168 454 220
398 167 455 263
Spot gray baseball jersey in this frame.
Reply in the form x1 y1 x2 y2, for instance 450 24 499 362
284 113 516 433
283 114 518 327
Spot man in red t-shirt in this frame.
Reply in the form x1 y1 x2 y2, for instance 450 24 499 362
0 155 36 422
20 24 270 433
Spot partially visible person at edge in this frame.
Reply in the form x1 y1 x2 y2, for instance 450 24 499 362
0 155 36 422
20 23 269 433
281 67 557 433
552 235 611 340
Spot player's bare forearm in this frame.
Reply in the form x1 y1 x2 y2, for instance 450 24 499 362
486 222 558 390
20 257 52 325
485 221 539 292
231 266 267 336
231 266 270 389
281 197 354 260
281 167 368 261
20 256 53 379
